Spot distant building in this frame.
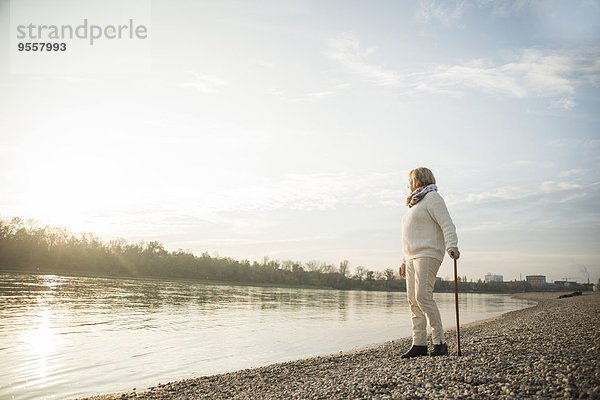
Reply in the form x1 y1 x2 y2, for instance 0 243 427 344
554 280 578 287
526 275 547 287
485 273 503 283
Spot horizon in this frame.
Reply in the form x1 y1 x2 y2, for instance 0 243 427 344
1 0 599 285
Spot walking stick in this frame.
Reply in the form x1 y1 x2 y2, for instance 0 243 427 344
451 250 461 356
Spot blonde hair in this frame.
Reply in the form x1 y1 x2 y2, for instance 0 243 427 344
409 167 436 189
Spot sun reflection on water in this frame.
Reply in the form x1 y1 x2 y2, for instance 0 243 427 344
17 276 66 383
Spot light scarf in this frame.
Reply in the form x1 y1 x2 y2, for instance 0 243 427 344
406 183 438 208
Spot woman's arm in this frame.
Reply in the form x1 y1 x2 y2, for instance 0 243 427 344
399 256 406 277
426 193 458 250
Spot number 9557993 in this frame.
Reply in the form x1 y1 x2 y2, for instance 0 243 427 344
17 42 66 51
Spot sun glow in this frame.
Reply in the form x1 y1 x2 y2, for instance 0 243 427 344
16 276 66 381
7 122 139 234
18 308 62 381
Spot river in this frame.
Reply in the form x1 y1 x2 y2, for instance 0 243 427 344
0 272 535 399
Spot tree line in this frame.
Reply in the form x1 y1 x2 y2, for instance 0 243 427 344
0 216 545 293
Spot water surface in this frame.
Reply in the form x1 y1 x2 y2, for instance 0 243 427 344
0 272 535 399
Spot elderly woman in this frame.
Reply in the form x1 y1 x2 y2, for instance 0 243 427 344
399 167 460 358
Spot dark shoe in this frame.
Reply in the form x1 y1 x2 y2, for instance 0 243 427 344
401 345 428 359
430 342 448 357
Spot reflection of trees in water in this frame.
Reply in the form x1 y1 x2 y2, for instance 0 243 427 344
384 291 397 310
3 273 533 329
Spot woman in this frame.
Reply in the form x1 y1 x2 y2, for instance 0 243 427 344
399 167 460 358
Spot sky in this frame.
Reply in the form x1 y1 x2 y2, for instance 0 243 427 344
0 0 599 284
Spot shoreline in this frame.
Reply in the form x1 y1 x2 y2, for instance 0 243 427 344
81 291 600 399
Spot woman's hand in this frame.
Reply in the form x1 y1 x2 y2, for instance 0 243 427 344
399 263 406 278
448 248 460 259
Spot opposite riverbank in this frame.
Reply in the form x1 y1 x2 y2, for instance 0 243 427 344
84 291 600 399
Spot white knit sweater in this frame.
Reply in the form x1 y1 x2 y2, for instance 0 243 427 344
402 191 458 263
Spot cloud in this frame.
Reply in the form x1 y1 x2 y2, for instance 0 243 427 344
559 169 582 178
449 181 600 261
581 55 600 86
287 90 335 102
326 34 402 86
412 49 586 103
500 51 577 96
541 161 554 169
449 180 584 205
176 172 598 219
92 172 401 223
227 172 403 212
539 181 582 194
548 138 600 148
267 88 336 102
96 168 598 220
513 160 534 166
551 97 577 110
304 91 334 98
326 34 600 108
417 0 549 24
476 0 537 17
181 72 227 93
417 61 528 97
415 0 468 27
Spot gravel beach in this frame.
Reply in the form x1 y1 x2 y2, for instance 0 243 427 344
84 291 600 400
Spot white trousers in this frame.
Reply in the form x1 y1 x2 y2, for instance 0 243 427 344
406 257 445 346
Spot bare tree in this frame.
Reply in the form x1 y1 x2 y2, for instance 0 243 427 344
339 259 350 276
321 263 336 273
281 260 295 271
354 266 367 281
305 260 321 272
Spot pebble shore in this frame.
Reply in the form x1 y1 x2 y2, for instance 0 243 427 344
85 291 600 400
